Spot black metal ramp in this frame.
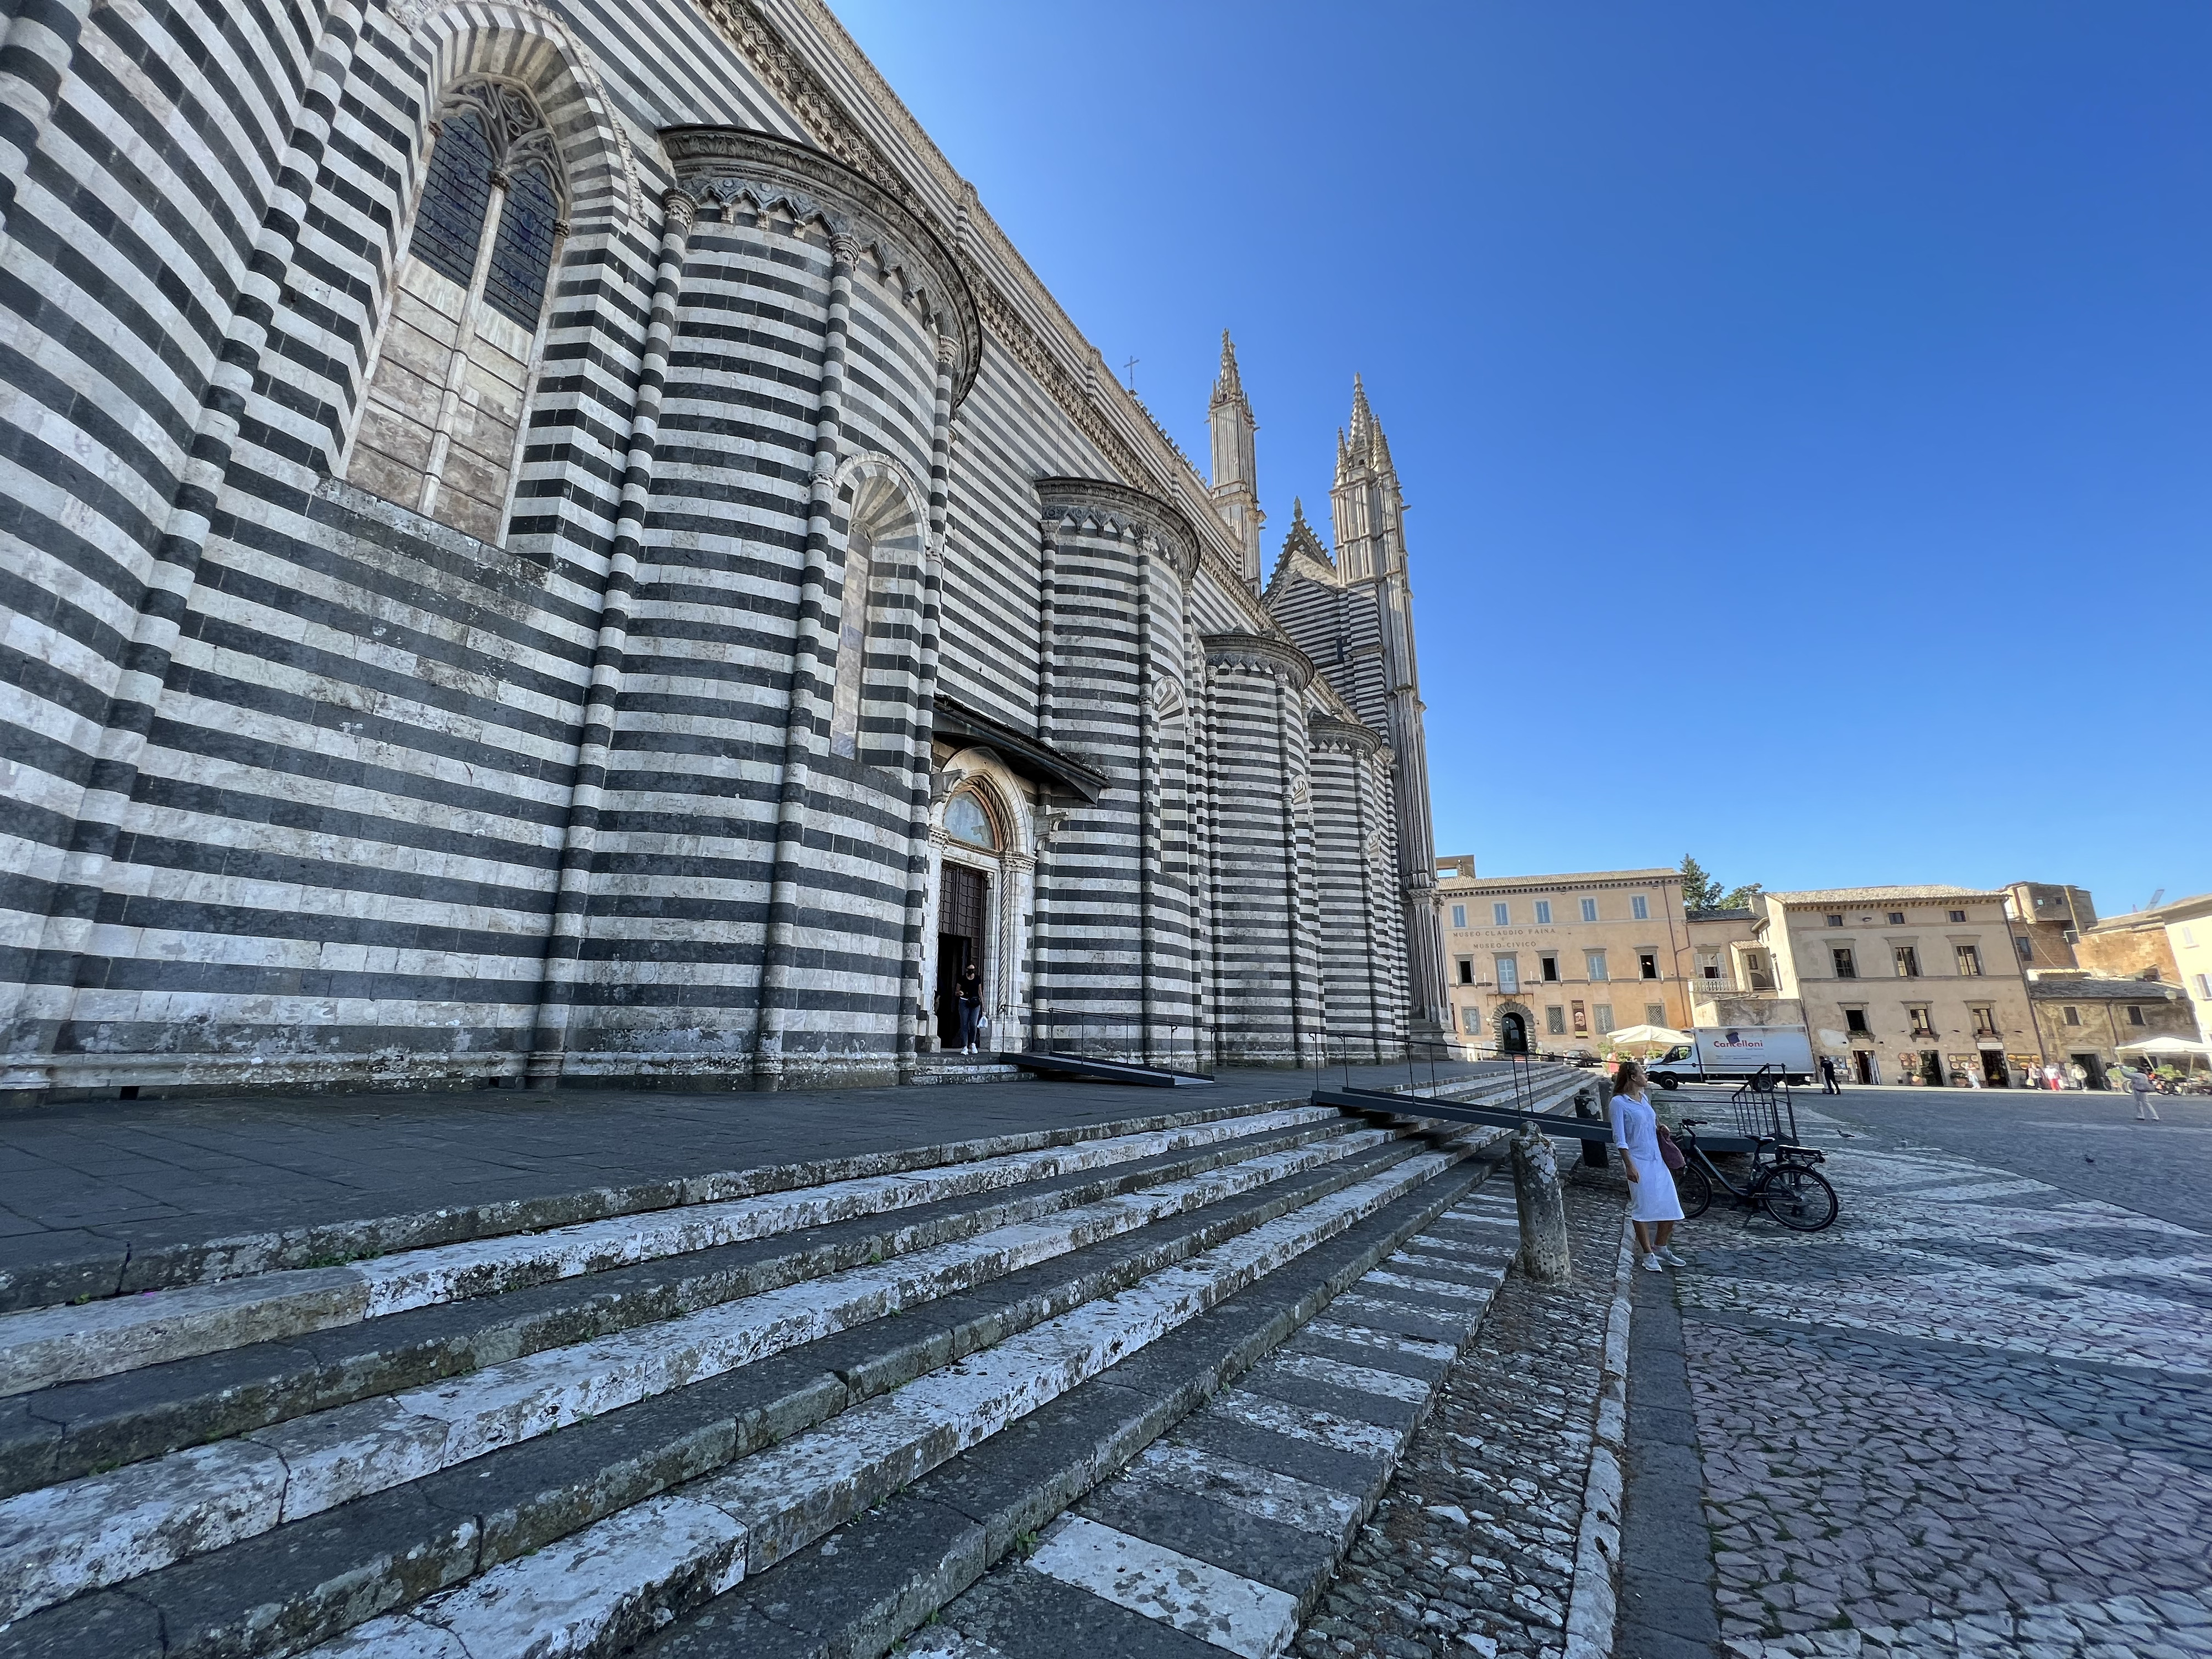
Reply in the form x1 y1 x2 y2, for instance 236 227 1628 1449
1008 1051 1217 1087
1313 1083 1760 1154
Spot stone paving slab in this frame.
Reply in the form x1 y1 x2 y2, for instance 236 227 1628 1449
1670 1109 2212 1659
0 1061 1515 1310
1291 1168 1626 1659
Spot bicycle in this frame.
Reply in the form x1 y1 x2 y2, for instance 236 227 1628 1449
1671 1117 1838 1232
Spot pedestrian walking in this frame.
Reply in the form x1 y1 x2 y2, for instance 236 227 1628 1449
1820 1055 1840 1095
1609 1059 1686 1273
956 961 984 1055
2043 1062 2062 1092
2126 1063 2162 1122
2068 1062 2088 1092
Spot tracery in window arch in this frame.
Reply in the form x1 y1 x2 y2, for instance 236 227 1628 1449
348 80 569 545
945 789 998 851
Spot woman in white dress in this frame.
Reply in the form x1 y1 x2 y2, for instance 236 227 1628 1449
1610 1058 1686 1272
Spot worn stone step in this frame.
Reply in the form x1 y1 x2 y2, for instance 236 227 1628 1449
0 1108 1367 1399
305 1143 1489 1659
0 1110 1371 1501
638 1184 1523 1659
0 1129 1455 1646
0 1095 1437 1316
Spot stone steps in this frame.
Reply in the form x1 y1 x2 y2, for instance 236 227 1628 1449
0 1109 1365 1500
0 1067 1584 1659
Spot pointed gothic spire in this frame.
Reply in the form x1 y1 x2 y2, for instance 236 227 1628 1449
1348 374 1375 450
1211 330 1244 407
1334 426 1350 484
1281 496 1332 567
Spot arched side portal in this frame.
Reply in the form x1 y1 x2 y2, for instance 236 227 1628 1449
922 753 1036 1058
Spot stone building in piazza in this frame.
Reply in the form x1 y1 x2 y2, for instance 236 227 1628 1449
1431 860 1696 1053
0 0 1444 1098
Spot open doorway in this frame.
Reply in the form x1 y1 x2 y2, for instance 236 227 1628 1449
1851 1050 1874 1084
935 863 989 1050
1499 1011 1528 1055
2070 1052 2108 1091
1980 1050 2007 1087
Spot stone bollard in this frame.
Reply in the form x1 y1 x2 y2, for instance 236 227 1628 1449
1510 1125 1573 1285
1574 1082 1610 1169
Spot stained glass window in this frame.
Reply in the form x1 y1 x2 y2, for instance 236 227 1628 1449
484 160 560 328
945 791 996 851
411 109 494 288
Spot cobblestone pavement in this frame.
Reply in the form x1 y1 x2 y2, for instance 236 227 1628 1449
1677 1114 2212 1658
1294 1165 1624 1659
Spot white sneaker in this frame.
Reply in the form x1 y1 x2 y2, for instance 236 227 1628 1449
1641 1253 1666 1273
1657 1246 1689 1267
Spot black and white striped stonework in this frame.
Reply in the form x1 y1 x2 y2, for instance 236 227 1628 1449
0 0 1442 1098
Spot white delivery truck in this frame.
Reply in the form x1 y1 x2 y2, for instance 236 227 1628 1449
1649 1025 1815 1090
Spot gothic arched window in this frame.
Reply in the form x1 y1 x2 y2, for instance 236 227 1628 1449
945 789 998 851
348 81 568 544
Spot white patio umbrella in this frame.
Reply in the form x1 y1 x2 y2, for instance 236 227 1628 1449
2116 1035 2212 1071
1604 1024 1690 1051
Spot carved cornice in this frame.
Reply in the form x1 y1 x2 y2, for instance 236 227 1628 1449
1203 632 1314 690
660 127 979 408
1307 714 1382 757
1036 477 1199 582
701 1 1271 602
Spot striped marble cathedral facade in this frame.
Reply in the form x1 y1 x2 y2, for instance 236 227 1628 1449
0 0 1448 1097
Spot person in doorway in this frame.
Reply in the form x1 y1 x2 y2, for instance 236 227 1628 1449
1609 1059 1686 1273
1819 1055 1840 1095
956 962 984 1056
2068 1062 2088 1092
2126 1063 2162 1122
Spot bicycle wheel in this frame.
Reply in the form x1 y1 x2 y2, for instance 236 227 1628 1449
1674 1161 1712 1218
1760 1165 1837 1232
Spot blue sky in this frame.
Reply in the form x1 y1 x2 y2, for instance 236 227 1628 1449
828 2 2212 917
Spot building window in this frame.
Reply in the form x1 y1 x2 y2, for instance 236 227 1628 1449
1546 1005 1567 1035
1631 895 1649 921
2199 974 2212 999
1535 900 1552 925
828 531 878 758
1833 947 1856 978
1646 1002 1666 1025
1825 914 1844 927
1496 955 1520 994
1639 952 1659 980
1909 1007 1935 1038
2015 936 2033 961
1745 951 1773 991
2062 1006 2080 1026
1949 910 1968 924
1572 1000 1588 1037
1955 945 1983 977
2179 925 2196 948
1594 1004 1615 1034
1586 950 1609 982
1971 1005 1998 1037
1888 911 1906 926
1580 898 1599 923
1698 952 1721 982
1844 1007 1870 1034
2127 1005 2146 1026
1541 953 1559 982
349 82 568 544
1493 902 1510 926
1895 946 1921 978
1451 904 1466 930
1456 957 1474 986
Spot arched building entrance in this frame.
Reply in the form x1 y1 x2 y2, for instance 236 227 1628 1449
1498 1009 1530 1055
925 755 1036 1057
